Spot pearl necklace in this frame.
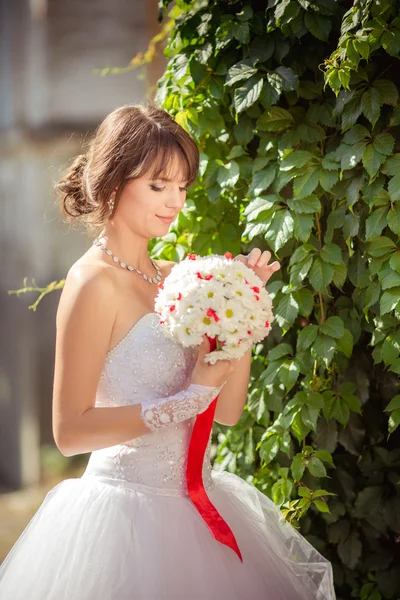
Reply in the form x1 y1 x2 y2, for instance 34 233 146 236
93 237 162 284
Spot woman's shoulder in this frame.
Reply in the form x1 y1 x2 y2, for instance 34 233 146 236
65 255 115 289
54 259 117 341
63 257 176 295
162 260 178 273
59 259 115 318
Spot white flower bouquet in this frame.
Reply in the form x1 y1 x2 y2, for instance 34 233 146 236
154 253 275 364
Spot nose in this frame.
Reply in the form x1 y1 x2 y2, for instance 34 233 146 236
166 187 185 211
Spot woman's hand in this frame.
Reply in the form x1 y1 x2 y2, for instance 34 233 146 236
191 335 234 388
233 248 280 286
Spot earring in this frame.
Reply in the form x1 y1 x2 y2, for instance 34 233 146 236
108 196 115 212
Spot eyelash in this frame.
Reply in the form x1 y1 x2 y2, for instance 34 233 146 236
150 185 187 192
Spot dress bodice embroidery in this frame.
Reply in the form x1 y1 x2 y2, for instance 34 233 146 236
82 313 214 497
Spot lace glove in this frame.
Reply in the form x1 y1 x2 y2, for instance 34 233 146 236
140 383 223 432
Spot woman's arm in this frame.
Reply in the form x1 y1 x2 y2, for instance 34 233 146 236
52 264 223 457
213 347 252 426
52 263 152 456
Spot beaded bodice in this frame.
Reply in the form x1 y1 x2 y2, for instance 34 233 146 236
82 312 215 497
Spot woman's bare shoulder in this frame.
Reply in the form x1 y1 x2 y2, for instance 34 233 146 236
58 257 117 322
66 255 115 290
160 260 178 273
61 256 175 303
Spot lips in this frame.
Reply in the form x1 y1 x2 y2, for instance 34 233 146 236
157 215 175 222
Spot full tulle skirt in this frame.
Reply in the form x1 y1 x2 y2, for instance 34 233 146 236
0 470 336 599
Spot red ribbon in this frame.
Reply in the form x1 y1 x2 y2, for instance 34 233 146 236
186 335 243 562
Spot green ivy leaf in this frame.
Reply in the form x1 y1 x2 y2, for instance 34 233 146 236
364 281 381 310
275 293 300 327
332 262 348 289
324 394 350 426
311 335 337 365
293 168 320 199
267 343 293 362
257 107 294 131
293 213 314 242
380 287 400 315
308 456 327 477
365 207 389 240
278 359 301 391
373 133 395 156
320 243 343 265
389 251 400 273
388 409 400 434
216 161 240 188
381 270 400 291
233 76 264 114
280 150 314 170
226 60 257 86
249 36 274 63
274 66 299 91
313 499 331 513
290 256 313 285
300 405 317 430
309 257 334 291
259 434 280 464
348 250 370 288
336 329 354 358
362 144 385 178
291 454 306 481
381 335 400 365
353 37 370 60
233 114 254 145
381 153 400 177
232 20 250 44
388 172 400 202
293 288 314 317
390 106 400 126
373 78 399 106
320 316 345 339
343 124 370 144
368 236 396 257
304 12 332 41
243 196 276 220
319 169 339 192
264 209 294 252
249 166 277 196
336 141 366 170
384 395 400 413
337 530 362 570
361 88 381 128
297 324 319 351
287 194 321 213
382 28 400 57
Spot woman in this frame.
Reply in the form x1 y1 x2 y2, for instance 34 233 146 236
0 103 336 599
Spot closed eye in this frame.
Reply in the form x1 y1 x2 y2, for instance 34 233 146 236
150 184 187 192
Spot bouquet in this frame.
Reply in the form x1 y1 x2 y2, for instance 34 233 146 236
154 252 275 363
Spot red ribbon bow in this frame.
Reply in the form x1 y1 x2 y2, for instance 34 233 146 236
186 335 243 563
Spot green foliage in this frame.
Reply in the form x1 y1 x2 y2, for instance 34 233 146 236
154 0 400 596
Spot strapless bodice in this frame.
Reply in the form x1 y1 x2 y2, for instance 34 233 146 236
82 313 215 497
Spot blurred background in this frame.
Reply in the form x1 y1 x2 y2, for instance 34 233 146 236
0 0 165 561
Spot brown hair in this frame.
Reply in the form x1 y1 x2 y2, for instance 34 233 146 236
55 102 199 235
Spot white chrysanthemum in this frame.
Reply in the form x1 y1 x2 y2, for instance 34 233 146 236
154 253 275 362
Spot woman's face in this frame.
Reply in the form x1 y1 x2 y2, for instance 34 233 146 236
113 153 188 237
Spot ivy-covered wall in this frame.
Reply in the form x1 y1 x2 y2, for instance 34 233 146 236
151 1 400 598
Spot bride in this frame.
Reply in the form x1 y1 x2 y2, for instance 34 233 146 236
0 102 336 599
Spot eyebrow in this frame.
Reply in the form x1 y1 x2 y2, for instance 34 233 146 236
152 176 188 184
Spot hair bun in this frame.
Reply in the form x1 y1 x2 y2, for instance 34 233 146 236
56 154 89 218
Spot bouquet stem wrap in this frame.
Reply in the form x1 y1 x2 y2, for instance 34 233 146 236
186 335 243 563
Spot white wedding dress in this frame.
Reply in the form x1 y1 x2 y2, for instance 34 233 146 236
0 312 336 599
